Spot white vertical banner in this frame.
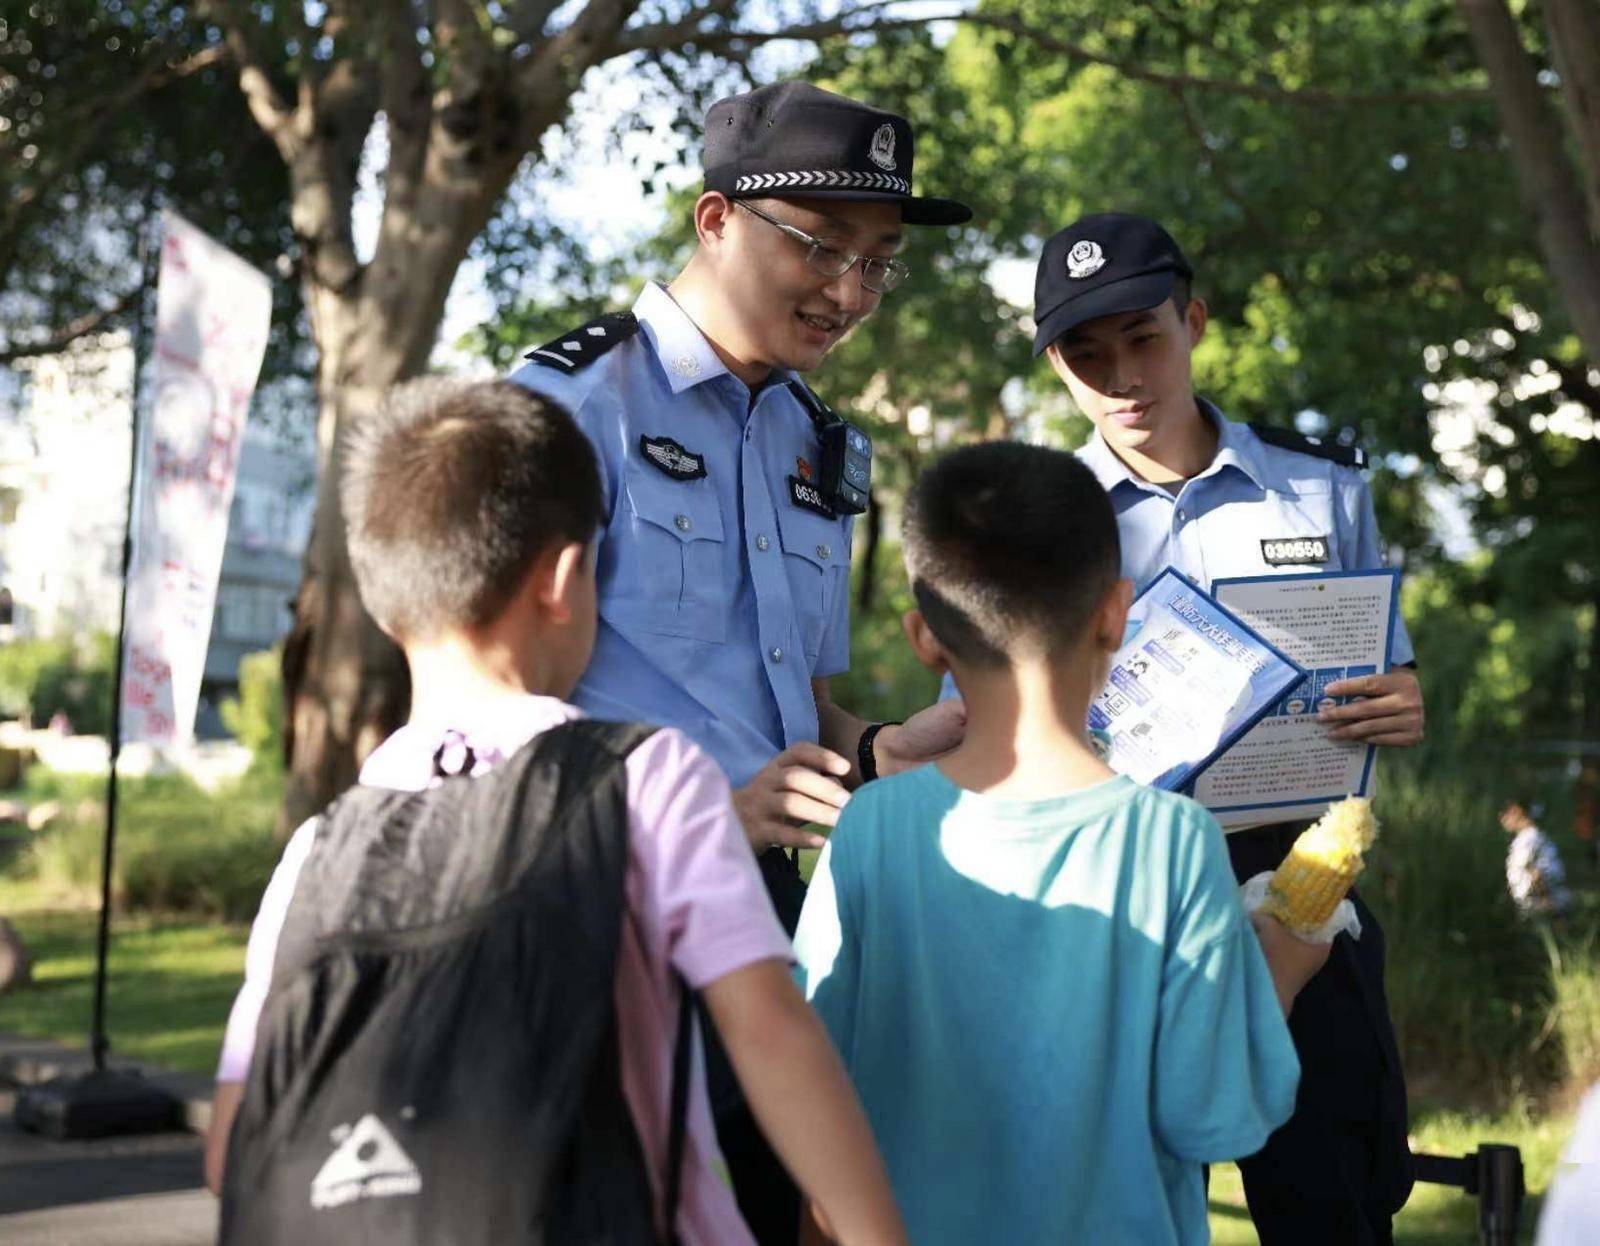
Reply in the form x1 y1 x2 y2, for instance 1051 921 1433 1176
121 211 272 746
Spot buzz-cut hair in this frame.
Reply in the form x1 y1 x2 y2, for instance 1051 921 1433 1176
903 442 1121 668
342 378 603 641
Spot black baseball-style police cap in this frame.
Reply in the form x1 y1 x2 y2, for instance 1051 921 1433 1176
703 81 971 227
1032 213 1193 356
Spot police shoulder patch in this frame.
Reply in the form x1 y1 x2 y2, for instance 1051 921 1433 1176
524 311 640 371
1249 422 1367 469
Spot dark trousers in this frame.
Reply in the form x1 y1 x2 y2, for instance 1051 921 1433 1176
1229 824 1414 1245
701 847 807 1246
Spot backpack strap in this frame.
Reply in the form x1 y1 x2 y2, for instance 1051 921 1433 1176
663 978 695 1245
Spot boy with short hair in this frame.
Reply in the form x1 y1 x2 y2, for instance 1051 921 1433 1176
794 442 1318 1245
206 378 906 1246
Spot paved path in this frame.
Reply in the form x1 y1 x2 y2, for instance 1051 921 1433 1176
0 1035 218 1244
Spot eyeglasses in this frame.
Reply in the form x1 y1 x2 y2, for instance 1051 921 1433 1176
737 201 910 295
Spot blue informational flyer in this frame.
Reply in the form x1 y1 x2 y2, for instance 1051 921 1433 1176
1090 569 1306 792
1196 569 1401 827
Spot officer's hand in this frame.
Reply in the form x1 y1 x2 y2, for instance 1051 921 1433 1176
875 698 967 778
1319 668 1424 748
733 743 851 852
1249 911 1333 1017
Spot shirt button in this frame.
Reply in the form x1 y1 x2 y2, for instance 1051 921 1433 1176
816 543 831 560
770 647 784 663
756 534 770 551
674 514 692 532
1176 509 1187 522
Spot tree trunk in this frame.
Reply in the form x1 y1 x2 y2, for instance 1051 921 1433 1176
1458 0 1600 366
275 113 526 831
1544 0 1600 229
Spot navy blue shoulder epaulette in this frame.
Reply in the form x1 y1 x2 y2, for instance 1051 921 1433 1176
1249 421 1367 469
524 311 640 371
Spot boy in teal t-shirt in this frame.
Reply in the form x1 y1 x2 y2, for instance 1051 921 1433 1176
794 444 1325 1244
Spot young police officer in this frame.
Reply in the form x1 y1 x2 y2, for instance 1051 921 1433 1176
510 82 970 1244
1032 213 1425 1245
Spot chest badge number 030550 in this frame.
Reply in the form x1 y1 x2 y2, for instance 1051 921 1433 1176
1261 535 1330 567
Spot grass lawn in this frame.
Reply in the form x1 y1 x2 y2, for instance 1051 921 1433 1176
0 880 1577 1241
0 879 248 1075
1208 1096 1571 1243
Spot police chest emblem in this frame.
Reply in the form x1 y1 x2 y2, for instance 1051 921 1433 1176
789 474 836 519
1261 535 1331 567
869 123 897 171
640 435 707 481
1067 240 1107 279
796 456 813 481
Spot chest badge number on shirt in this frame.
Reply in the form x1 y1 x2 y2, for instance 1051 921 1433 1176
640 435 707 482
1261 535 1331 567
789 475 836 520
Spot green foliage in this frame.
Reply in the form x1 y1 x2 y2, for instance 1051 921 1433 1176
13 767 283 921
220 647 285 770
0 632 114 735
1541 927 1600 1091
1 1 299 366
1366 749 1561 1099
833 538 942 724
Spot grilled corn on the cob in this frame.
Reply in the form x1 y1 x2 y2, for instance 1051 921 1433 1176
1262 797 1379 934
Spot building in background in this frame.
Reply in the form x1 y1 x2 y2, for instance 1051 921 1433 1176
0 333 314 736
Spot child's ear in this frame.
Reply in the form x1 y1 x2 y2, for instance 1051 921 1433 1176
1096 577 1134 651
902 608 951 674
540 540 589 624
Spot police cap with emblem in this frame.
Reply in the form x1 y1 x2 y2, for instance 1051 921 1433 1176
703 81 971 227
1032 212 1193 356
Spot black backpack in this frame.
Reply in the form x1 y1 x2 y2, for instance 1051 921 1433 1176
219 719 693 1245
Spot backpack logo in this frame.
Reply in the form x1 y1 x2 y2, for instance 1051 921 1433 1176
310 1113 422 1210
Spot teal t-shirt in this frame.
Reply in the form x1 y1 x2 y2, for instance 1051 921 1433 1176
794 768 1299 1245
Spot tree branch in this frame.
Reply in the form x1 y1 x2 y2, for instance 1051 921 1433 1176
1164 85 1281 254
517 0 648 113
3 42 230 245
1457 0 1600 368
202 0 298 160
503 0 568 51
621 8 1500 106
0 288 140 364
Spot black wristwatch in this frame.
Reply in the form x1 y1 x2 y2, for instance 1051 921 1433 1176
856 721 900 784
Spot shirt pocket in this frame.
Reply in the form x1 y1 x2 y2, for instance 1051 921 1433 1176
609 471 728 643
774 504 846 659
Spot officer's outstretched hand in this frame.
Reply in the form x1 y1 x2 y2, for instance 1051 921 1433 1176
733 743 851 852
1318 668 1424 748
874 698 968 777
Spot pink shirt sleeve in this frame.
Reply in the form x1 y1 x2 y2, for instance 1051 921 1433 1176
624 728 793 989
215 817 318 1082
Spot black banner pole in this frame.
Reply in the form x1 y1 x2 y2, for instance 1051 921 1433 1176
14 209 179 1138
88 211 159 1071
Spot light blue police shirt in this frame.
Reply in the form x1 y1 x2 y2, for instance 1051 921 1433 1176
1080 399 1415 665
509 282 854 789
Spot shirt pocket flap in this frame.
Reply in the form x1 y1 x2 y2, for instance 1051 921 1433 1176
775 505 844 569
623 472 725 544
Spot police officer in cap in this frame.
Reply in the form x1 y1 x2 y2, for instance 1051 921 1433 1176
511 81 970 1243
1031 212 1424 1244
